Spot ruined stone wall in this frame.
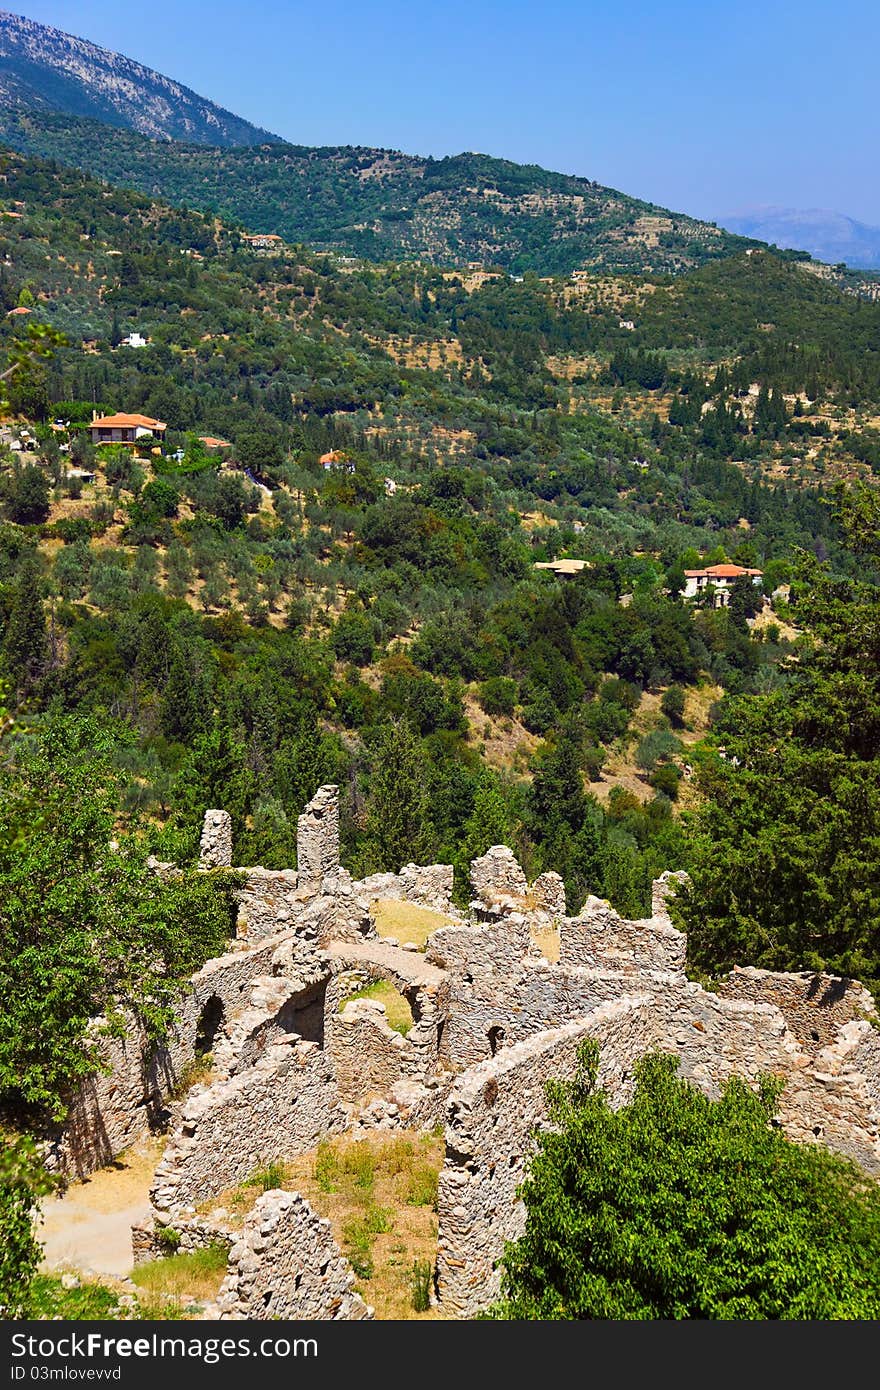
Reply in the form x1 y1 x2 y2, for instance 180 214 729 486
435 982 880 1318
354 863 455 913
199 810 233 869
216 1190 372 1321
131 1212 233 1265
296 784 340 892
324 938 449 1084
43 932 296 1177
559 896 686 975
331 1000 421 1103
150 1038 349 1214
469 845 528 912
426 917 531 978
436 997 654 1318
715 967 878 1054
440 959 662 1070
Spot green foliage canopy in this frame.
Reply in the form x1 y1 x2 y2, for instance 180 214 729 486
489 1045 880 1319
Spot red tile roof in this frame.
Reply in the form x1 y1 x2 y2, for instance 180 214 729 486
199 435 232 448
684 563 762 579
89 413 167 430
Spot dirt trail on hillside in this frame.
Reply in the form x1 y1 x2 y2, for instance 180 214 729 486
38 1137 164 1278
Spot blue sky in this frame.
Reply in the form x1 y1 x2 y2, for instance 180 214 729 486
10 0 880 224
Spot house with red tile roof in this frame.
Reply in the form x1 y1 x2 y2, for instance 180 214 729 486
683 562 763 607
88 412 167 443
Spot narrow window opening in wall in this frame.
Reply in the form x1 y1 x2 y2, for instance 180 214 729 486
487 1025 505 1056
294 1274 302 1291
810 1029 820 1042
436 1019 446 1055
263 1290 272 1307
195 994 225 1056
813 1125 824 1136
319 1261 329 1277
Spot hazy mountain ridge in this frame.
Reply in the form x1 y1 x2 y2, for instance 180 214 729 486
720 206 880 271
0 8 279 146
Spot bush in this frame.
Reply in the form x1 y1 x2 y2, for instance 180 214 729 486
488 1045 880 1319
411 1259 433 1312
649 762 681 799
660 684 686 727
478 676 518 717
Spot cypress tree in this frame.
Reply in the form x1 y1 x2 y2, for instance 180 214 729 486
2 558 47 697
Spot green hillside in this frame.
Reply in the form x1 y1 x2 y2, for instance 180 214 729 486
0 107 756 276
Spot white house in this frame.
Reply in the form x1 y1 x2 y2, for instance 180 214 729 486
683 563 763 607
88 413 167 444
121 332 148 348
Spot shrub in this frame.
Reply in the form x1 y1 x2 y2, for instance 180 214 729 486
478 676 518 717
488 1045 880 1319
410 1259 433 1312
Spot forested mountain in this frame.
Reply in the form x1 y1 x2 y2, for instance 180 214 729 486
0 8 279 145
0 105 757 276
1 144 880 1164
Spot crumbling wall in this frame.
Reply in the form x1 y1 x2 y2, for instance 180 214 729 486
469 845 528 913
426 916 531 977
296 784 340 892
43 931 295 1177
324 938 449 1081
216 1190 372 1320
715 967 879 1054
436 997 654 1318
131 1212 232 1265
559 895 686 975
354 863 455 913
199 810 233 868
150 1038 348 1214
332 999 419 1103
440 959 661 1070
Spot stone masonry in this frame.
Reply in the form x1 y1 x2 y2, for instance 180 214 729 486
216 1191 372 1320
60 788 875 1322
199 809 233 868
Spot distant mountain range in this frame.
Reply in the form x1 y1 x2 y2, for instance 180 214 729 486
0 8 756 276
719 206 880 271
0 8 278 145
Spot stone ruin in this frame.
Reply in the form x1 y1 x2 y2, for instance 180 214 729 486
46 785 880 1320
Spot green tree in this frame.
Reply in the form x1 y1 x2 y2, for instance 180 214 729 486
2 464 50 524
526 731 603 910
2 557 48 697
361 719 431 872
0 1133 55 1319
659 684 686 727
680 486 880 997
0 717 239 1118
159 644 204 744
489 1046 880 1320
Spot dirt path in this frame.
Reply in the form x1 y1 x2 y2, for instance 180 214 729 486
38 1137 164 1279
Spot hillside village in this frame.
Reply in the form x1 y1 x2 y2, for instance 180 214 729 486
0 14 880 1325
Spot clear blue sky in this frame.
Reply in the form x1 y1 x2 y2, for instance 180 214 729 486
10 0 880 224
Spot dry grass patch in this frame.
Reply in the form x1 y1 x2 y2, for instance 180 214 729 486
130 1243 228 1316
338 978 414 1035
285 1131 445 1319
370 898 452 950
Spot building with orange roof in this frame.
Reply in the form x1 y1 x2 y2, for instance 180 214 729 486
6 305 31 316
683 562 763 607
88 412 167 444
199 435 232 449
